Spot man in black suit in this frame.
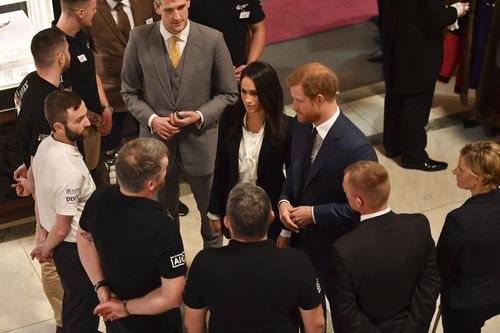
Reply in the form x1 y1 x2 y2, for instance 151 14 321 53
330 160 440 332
382 0 468 171
277 62 377 319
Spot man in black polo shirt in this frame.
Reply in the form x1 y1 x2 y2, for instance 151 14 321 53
13 28 70 333
77 138 186 333
189 0 266 82
56 0 112 184
183 183 325 333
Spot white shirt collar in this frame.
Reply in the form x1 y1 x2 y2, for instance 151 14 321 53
160 19 190 43
360 206 391 222
106 0 131 10
48 134 81 156
313 107 340 139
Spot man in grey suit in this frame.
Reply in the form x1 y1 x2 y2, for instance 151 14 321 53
121 0 238 248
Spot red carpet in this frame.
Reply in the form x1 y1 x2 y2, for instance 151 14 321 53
263 0 378 44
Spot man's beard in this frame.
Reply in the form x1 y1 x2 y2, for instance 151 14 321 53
65 125 88 142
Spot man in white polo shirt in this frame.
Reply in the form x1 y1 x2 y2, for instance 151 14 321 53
31 90 99 333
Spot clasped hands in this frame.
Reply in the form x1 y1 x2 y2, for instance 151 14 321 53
151 111 201 140
453 2 470 18
11 164 34 197
278 201 314 233
30 240 52 264
93 288 129 322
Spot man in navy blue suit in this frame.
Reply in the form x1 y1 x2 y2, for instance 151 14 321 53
277 62 377 319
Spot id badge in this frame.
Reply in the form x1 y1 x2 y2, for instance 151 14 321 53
239 11 250 19
77 54 88 63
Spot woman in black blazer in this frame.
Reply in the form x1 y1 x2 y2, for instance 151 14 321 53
208 61 292 240
437 141 500 333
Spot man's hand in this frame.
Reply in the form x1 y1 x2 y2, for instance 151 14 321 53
170 111 201 128
94 298 128 321
97 107 113 135
210 219 222 236
13 163 27 180
453 2 469 18
152 116 181 140
290 206 314 228
30 242 52 263
234 64 247 84
11 176 34 196
276 235 291 248
278 201 299 233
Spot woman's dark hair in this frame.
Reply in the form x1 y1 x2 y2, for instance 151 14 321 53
230 61 287 147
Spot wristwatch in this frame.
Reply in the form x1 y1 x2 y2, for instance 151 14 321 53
94 279 108 292
101 105 114 113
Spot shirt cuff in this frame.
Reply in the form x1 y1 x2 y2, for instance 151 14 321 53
448 4 460 31
280 229 291 238
195 111 204 129
311 206 317 224
148 114 158 134
278 199 290 207
207 212 221 221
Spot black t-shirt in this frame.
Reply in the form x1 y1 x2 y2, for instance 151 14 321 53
80 185 187 332
189 0 265 67
15 72 58 168
183 240 323 333
60 29 102 114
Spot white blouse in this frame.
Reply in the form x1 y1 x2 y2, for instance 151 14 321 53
238 116 265 185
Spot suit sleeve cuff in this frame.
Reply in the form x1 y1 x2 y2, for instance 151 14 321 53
148 114 158 134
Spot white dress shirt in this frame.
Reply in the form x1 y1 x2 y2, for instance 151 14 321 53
105 0 135 28
360 206 391 222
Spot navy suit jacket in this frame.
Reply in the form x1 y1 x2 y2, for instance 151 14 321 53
280 112 377 273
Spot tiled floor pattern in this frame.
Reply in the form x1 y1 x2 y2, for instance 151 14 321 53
2 79 500 332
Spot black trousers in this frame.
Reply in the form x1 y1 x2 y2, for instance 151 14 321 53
441 302 500 333
383 85 435 162
52 241 99 333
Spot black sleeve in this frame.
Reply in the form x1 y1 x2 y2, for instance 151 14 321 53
403 218 441 332
436 212 464 286
421 0 458 29
79 190 100 232
249 0 266 24
297 252 324 310
208 109 231 216
156 222 187 278
330 246 382 333
183 251 208 309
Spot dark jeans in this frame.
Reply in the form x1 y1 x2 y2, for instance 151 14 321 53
441 302 500 333
52 242 100 333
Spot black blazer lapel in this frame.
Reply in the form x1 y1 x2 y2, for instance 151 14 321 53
292 123 312 200
257 128 273 181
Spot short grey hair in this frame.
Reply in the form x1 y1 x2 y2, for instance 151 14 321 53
115 138 168 193
226 183 271 241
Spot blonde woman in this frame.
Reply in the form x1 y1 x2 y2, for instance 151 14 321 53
437 141 500 332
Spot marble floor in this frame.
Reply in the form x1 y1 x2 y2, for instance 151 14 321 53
1 78 499 333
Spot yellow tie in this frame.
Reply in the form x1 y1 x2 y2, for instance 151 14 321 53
169 36 180 68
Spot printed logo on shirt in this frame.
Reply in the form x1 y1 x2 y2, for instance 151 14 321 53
170 252 186 268
315 278 322 294
65 188 80 203
235 3 249 10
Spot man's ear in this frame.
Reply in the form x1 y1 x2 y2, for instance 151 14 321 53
53 121 65 133
223 216 231 229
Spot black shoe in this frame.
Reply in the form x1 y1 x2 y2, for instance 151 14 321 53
367 49 384 63
402 158 448 172
178 200 189 216
384 148 400 158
